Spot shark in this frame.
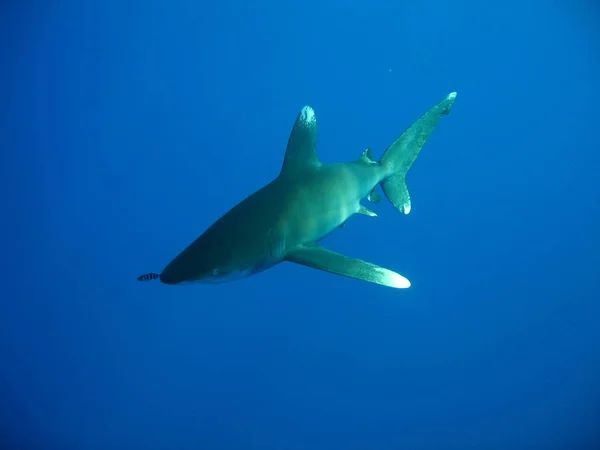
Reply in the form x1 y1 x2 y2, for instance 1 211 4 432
138 92 457 289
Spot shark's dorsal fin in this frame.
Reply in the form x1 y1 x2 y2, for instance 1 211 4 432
358 147 377 165
280 106 320 176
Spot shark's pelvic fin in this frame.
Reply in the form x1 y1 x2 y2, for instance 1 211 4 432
280 106 320 176
285 245 411 289
367 189 381 203
358 205 377 217
379 91 457 215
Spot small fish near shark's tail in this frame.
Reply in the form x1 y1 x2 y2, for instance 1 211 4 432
379 92 457 215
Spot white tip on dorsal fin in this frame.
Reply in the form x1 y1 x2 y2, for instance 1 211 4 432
280 106 321 176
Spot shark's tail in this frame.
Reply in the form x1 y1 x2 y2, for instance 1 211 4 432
378 92 457 215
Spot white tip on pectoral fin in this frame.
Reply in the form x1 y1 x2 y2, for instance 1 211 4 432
379 267 411 288
285 245 411 289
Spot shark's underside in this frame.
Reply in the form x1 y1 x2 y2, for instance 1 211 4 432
138 92 457 289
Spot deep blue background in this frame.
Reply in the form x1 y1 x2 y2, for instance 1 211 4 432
2 1 600 449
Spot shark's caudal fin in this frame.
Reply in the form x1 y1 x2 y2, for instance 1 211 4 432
379 92 457 214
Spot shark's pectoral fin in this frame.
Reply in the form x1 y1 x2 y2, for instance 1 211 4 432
285 245 410 289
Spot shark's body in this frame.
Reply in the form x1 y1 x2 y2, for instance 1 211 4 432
138 92 457 288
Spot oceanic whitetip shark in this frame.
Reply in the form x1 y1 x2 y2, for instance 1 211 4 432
138 92 457 289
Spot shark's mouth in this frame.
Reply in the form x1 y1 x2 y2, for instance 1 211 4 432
198 267 254 284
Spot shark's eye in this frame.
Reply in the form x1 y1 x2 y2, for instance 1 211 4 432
212 269 220 276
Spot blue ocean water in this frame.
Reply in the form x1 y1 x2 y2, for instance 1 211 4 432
2 1 600 449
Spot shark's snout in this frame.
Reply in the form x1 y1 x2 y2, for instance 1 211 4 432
159 270 179 285
159 259 191 285
159 253 221 285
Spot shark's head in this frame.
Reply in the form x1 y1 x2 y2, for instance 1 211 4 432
159 260 253 285
159 244 256 285
158 218 273 285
